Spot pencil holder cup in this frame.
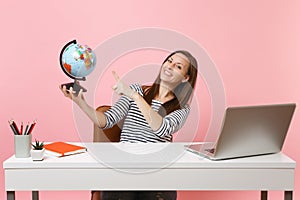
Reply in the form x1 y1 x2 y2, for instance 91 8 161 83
14 134 32 158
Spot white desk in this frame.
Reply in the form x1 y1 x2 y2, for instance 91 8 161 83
3 143 296 200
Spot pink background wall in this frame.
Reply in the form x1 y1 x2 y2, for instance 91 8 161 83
1 0 300 199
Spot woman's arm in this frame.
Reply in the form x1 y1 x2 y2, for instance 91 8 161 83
113 80 190 135
133 94 190 137
112 71 163 131
131 92 163 131
152 105 190 137
59 85 107 128
112 72 190 135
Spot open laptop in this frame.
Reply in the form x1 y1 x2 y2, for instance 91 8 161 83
186 103 296 160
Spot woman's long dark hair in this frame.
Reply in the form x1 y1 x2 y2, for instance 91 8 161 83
143 50 198 116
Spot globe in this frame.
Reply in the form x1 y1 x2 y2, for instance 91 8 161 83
59 40 97 93
61 42 96 78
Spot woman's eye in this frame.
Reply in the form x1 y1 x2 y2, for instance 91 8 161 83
176 65 182 70
167 59 172 63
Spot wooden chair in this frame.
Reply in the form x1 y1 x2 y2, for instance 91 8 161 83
91 105 121 200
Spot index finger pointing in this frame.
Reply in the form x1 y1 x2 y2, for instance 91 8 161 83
112 71 120 81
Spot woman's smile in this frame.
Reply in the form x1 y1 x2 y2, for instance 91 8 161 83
163 69 173 77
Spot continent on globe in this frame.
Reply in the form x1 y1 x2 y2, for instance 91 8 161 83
63 63 72 74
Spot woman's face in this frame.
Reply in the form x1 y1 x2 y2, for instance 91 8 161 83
160 53 190 87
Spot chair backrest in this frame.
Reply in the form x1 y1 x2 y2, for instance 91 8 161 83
93 105 121 142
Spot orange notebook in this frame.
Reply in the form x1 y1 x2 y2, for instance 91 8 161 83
44 142 87 157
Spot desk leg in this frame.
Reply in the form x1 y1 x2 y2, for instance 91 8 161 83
285 191 293 200
261 191 268 200
7 191 15 200
32 191 39 200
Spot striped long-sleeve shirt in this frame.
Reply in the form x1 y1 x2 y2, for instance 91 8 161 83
103 84 190 143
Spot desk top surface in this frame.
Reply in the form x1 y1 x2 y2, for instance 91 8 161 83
3 143 296 169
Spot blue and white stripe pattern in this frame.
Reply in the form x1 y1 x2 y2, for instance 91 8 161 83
103 84 190 143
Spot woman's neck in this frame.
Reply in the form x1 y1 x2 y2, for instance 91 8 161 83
155 83 175 103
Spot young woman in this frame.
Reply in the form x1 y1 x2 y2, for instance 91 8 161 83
60 50 198 200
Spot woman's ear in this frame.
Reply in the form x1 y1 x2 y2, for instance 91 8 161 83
182 75 190 83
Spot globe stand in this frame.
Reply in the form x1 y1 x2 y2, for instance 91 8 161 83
59 39 88 94
61 81 87 94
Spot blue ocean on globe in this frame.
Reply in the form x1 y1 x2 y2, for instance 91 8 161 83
62 43 96 78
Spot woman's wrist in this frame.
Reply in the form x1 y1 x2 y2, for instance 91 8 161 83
76 98 87 110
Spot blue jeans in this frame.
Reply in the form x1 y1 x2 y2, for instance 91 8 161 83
101 191 177 200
